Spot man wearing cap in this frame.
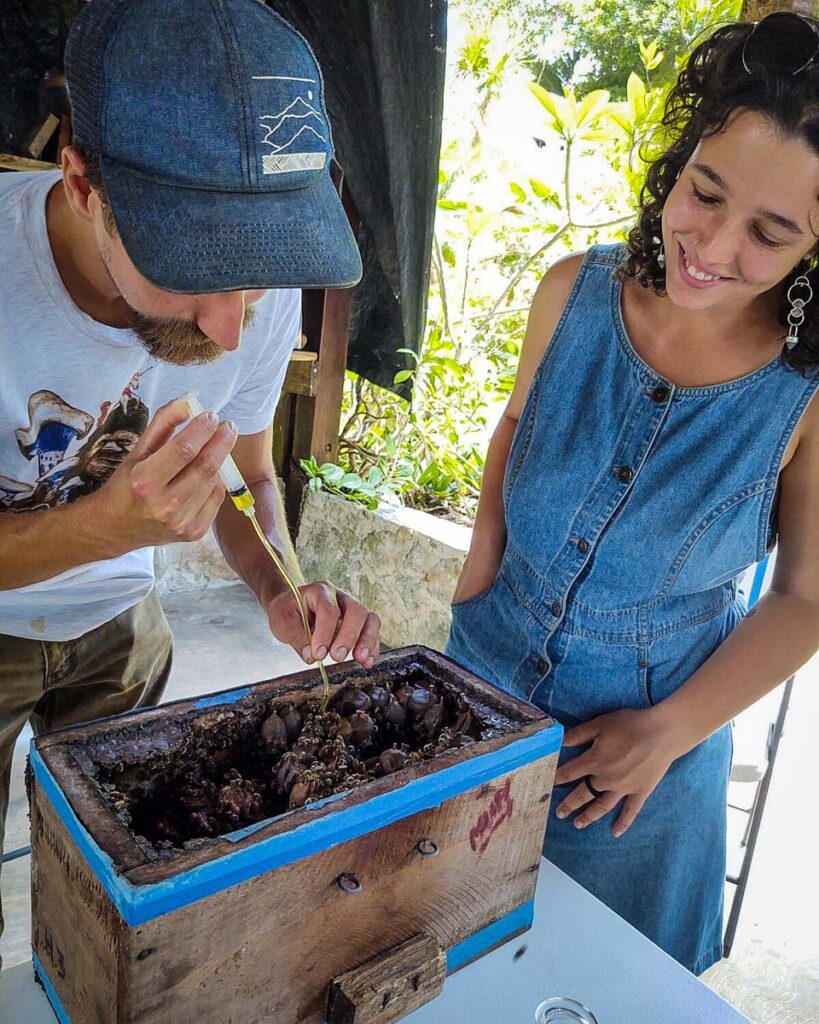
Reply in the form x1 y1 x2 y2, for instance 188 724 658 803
0 0 381 955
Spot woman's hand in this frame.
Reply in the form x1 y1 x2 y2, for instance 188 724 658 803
553 706 690 837
452 546 504 605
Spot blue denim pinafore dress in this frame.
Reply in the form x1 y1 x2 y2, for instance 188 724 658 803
447 244 819 974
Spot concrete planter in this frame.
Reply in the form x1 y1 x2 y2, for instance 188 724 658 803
155 532 239 594
296 489 470 651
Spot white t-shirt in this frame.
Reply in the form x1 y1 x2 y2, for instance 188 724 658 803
0 170 300 641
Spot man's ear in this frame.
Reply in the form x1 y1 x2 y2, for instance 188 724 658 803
61 145 95 222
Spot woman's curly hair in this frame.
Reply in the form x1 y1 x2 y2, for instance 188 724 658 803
621 17 819 372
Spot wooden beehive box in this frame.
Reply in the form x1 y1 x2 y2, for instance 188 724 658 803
28 645 562 1024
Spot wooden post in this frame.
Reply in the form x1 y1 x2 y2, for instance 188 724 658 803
278 164 360 529
22 114 59 159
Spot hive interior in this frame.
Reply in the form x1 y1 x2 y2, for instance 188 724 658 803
65 657 523 857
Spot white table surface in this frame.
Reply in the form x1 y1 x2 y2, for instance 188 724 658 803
0 859 750 1024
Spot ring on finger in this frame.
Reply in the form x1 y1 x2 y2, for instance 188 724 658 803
585 775 605 799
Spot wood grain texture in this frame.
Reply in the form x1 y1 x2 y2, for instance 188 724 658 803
327 933 446 1024
0 152 58 171
35 646 550 883
31 778 128 1024
30 646 559 1023
23 114 59 158
282 351 319 398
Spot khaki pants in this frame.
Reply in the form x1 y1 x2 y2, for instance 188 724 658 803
0 589 173 961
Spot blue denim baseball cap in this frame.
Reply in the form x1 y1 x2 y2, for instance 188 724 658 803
64 0 362 292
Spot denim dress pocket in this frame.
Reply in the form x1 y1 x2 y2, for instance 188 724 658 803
446 574 529 691
450 574 501 610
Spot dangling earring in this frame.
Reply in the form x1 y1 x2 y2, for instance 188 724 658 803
653 236 665 269
786 261 814 350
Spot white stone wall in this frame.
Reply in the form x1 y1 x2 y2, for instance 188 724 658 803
154 489 471 653
155 531 239 594
296 489 470 651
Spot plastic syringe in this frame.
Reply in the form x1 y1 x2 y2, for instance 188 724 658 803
181 391 331 702
182 391 255 514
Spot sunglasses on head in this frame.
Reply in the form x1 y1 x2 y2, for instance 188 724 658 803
742 11 819 77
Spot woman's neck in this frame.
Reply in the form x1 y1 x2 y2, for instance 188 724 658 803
622 277 785 388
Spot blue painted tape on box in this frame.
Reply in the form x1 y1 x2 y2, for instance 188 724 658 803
31 722 561 926
193 687 252 709
446 899 534 972
32 950 72 1024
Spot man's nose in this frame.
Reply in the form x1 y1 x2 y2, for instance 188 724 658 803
194 293 248 350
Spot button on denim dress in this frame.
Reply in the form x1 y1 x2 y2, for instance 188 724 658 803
447 244 819 974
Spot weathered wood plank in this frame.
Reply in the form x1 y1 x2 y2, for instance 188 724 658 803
30 646 559 1024
327 933 446 1024
23 114 59 159
31 779 129 1024
283 350 319 397
127 756 553 1024
0 151 58 172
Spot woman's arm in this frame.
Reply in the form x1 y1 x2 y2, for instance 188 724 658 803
454 252 585 603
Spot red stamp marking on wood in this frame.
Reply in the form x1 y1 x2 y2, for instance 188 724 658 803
469 777 514 856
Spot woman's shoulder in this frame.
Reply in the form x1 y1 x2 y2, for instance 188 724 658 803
531 243 623 307
528 243 623 334
529 250 587 318
506 251 590 418
507 244 626 418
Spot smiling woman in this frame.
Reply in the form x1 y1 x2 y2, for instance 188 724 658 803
623 12 819 372
445 11 819 978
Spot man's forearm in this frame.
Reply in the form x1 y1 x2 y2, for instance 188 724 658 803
212 475 303 605
653 589 819 755
0 496 124 590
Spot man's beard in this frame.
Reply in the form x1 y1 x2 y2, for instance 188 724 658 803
128 303 257 366
98 243 257 365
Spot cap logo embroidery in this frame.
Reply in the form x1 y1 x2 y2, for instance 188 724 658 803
254 76 327 175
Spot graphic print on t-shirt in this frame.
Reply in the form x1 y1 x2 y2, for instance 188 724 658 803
0 369 152 513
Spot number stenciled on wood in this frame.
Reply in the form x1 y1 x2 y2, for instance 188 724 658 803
469 777 515 856
38 924 67 979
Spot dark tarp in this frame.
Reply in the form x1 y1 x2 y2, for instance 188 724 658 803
0 2 83 150
0 0 447 394
266 1 447 393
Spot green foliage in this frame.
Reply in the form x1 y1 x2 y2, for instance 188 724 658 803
527 0 742 99
300 458 395 511
326 326 496 524
323 0 742 524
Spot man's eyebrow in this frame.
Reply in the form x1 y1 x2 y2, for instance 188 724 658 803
691 162 804 235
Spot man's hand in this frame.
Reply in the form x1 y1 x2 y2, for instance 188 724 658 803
553 707 687 837
91 399 236 551
264 582 381 669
